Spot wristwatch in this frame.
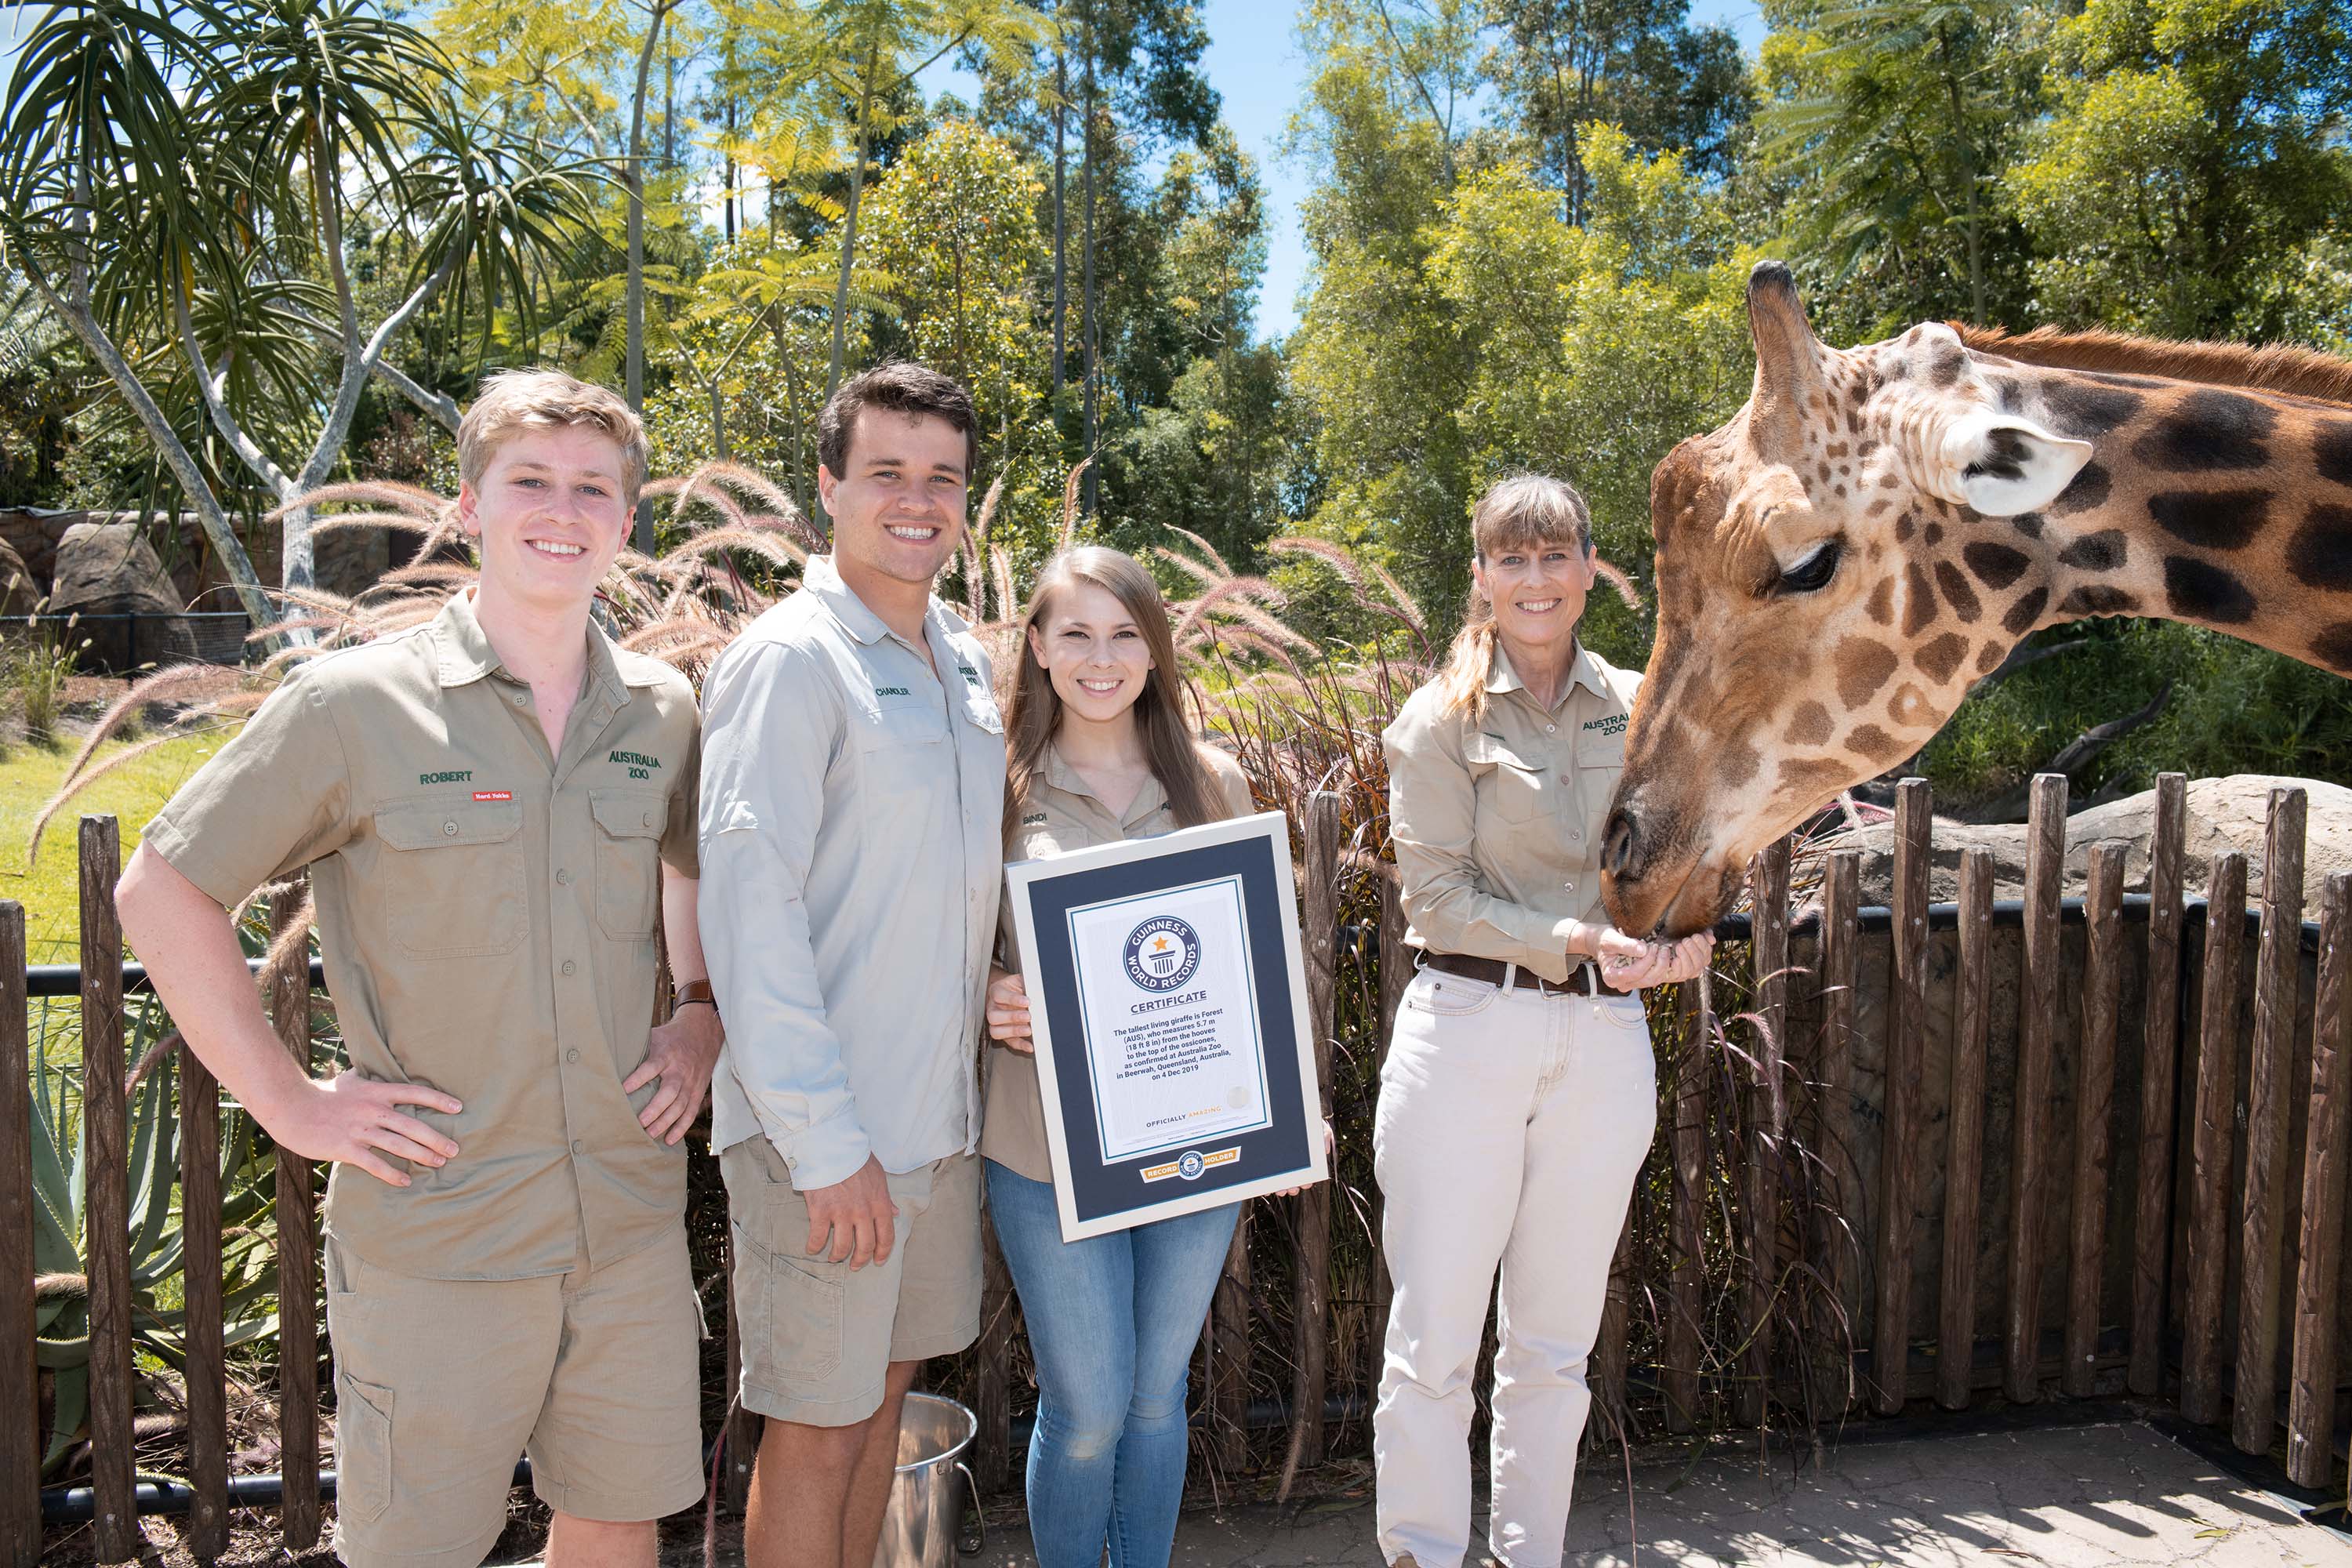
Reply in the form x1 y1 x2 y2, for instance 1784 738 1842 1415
673 978 720 1021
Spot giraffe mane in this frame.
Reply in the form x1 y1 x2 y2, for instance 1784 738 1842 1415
1953 322 2352 409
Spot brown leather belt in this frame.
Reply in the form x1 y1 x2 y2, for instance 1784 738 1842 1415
1421 949 1597 995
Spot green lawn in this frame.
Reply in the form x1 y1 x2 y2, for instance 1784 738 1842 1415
0 730 227 965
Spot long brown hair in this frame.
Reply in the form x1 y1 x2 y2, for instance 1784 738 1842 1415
1432 474 1594 722
1003 546 1219 841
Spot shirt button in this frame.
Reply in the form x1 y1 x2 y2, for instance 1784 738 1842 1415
571 1139 585 1155
441 819 458 837
561 960 577 975
556 869 572 885
565 1048 580 1063
641 811 653 828
513 693 528 708
1546 723 1556 734
1570 830 1584 842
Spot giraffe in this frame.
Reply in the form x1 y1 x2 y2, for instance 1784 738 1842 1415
1599 260 2352 940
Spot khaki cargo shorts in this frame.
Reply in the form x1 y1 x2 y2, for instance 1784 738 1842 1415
324 1226 705 1568
722 1138 982 1427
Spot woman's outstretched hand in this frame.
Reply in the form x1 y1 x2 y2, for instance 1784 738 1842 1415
1591 927 1715 992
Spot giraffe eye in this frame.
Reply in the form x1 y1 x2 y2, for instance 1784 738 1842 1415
1779 539 1842 593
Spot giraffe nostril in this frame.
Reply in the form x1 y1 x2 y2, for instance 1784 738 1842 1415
1602 808 1640 880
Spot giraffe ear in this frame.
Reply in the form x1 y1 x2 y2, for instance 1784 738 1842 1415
1939 412 2094 517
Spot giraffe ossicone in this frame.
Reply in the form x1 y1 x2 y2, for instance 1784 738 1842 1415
1599 260 2352 940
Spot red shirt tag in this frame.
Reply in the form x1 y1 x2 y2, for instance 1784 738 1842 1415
474 790 512 802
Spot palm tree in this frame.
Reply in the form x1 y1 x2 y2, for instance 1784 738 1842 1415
0 0 593 625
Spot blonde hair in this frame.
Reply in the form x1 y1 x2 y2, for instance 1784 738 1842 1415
1003 546 1220 843
458 369 649 504
1432 474 1595 721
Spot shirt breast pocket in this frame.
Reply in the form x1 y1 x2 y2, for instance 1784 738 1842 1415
374 798 529 960
590 789 666 938
854 699 950 811
1577 739 1627 823
1465 735 1547 826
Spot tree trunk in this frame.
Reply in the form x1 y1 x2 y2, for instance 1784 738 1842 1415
1080 13 1099 518
825 45 883 407
1052 46 1068 397
33 271 275 629
627 0 670 553
1939 31 1985 321
780 328 811 517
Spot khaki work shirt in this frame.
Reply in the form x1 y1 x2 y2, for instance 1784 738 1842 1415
1381 643 1641 985
143 590 702 1279
699 556 1007 1192
983 746 1256 1183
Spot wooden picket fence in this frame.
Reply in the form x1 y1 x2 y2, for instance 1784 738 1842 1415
9 773 2352 1562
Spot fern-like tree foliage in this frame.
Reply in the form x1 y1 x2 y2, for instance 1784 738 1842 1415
0 0 595 626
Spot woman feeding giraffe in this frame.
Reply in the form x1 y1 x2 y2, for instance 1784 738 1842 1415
1373 474 1712 1568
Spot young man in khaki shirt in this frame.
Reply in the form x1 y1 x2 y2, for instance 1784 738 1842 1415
117 372 722 1568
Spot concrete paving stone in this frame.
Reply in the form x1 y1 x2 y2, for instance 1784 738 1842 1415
665 1417 2352 1567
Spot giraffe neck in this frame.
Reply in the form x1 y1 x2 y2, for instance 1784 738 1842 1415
1976 366 2352 671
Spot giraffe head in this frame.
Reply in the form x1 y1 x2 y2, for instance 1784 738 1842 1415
1599 262 2096 937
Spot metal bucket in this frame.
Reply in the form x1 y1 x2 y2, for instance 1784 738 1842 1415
871 1392 981 1568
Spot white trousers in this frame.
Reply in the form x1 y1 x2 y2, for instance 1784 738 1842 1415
1372 965 1658 1568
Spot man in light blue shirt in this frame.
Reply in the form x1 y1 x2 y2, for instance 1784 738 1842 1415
699 361 1004 1568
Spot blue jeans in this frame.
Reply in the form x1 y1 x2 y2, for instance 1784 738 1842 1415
985 1160 1241 1568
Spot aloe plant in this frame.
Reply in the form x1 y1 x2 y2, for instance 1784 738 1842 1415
30 995 280 1478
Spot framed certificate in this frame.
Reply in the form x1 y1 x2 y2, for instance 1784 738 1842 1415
1004 810 1326 1240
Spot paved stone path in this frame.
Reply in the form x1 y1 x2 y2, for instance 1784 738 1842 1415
952 1419 2352 1568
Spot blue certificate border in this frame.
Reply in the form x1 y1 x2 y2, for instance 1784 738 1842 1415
1021 833 1313 1225
1065 874 1273 1165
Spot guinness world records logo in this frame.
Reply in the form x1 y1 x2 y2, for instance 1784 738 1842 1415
1125 916 1202 991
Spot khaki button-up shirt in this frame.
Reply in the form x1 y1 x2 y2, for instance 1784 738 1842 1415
142 590 702 1279
699 557 1006 1191
983 745 1256 1183
1381 643 1640 985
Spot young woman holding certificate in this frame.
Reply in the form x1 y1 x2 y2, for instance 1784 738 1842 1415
981 546 1262 1568
1375 476 1712 1568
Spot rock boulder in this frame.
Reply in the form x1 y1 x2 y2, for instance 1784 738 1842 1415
0 536 37 618
49 521 197 672
1813 773 2352 907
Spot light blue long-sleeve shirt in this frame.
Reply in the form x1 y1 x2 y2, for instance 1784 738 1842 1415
698 557 1006 1190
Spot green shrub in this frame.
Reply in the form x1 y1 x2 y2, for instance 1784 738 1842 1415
30 994 278 1479
3 630 82 745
